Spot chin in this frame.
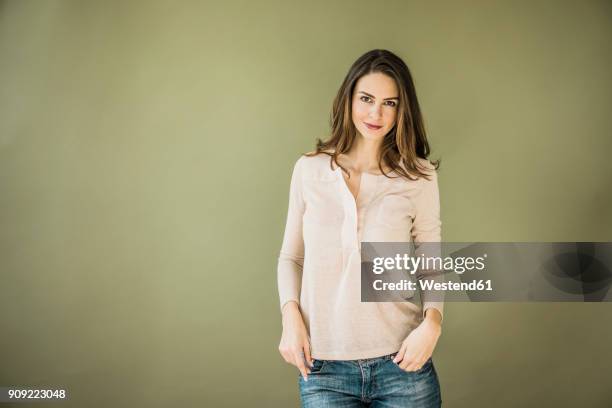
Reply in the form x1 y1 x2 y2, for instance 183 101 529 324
361 131 386 142
360 126 385 136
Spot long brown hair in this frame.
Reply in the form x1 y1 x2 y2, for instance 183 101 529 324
305 49 439 181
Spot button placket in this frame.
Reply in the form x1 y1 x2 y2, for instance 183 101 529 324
356 174 382 245
336 168 359 251
335 168 383 260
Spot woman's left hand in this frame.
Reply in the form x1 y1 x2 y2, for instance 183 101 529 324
392 313 442 372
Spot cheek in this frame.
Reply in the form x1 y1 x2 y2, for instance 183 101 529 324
385 110 397 126
352 115 364 129
352 102 367 119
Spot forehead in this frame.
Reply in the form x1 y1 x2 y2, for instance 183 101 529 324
354 72 398 97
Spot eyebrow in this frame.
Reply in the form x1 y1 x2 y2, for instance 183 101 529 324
358 91 399 101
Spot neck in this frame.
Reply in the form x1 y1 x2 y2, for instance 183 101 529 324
344 134 383 173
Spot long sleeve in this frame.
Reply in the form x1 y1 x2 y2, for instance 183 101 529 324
277 157 305 313
411 164 444 321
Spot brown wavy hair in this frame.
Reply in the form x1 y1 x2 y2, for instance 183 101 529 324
305 49 439 181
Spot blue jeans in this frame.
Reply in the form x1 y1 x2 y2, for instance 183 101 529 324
299 352 441 407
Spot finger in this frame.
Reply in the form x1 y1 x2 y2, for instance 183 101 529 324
399 354 415 370
299 349 312 374
303 342 314 368
294 351 309 381
393 343 407 364
393 344 405 364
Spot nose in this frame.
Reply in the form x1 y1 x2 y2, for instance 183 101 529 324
369 103 383 119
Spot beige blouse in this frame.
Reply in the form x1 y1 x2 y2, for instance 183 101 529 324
277 152 443 360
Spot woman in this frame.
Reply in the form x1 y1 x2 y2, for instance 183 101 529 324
277 49 444 407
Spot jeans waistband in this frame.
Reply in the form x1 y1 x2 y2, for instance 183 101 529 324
356 352 398 364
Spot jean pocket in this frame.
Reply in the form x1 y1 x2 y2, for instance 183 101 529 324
310 359 326 373
299 359 326 378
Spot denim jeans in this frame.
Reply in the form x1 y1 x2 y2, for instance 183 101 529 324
298 352 441 407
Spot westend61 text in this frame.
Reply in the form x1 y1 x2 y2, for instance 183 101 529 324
373 279 493 291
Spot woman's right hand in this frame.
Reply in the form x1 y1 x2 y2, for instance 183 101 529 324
278 301 314 381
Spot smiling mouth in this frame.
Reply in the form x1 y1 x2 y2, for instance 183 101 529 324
364 122 383 130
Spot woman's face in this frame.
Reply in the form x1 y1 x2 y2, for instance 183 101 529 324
351 72 399 141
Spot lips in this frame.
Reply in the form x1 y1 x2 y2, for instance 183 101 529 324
364 122 383 130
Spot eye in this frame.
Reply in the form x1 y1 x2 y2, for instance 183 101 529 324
360 95 372 103
385 100 397 107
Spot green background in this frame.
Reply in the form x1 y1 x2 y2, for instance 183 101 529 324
1 0 611 407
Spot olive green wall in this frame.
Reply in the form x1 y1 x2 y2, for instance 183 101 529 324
1 0 611 407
